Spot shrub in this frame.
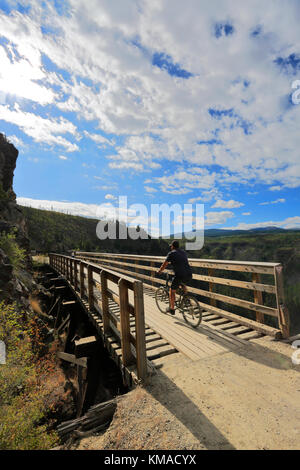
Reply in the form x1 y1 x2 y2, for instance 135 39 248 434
0 229 25 270
0 302 58 449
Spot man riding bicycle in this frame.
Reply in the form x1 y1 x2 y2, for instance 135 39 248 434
157 240 192 315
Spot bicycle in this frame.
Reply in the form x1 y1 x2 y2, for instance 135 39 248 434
155 273 203 328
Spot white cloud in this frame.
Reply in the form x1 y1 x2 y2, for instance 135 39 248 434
242 212 251 216
0 104 79 152
17 197 103 218
227 216 300 230
205 211 235 226
105 194 117 200
58 155 68 160
259 198 286 206
269 186 282 192
212 199 244 209
1 1 300 189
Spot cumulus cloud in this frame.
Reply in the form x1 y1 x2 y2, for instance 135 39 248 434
1 0 300 196
212 199 244 209
205 211 235 226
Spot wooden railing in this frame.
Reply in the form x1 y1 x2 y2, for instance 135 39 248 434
74 252 290 339
49 253 148 382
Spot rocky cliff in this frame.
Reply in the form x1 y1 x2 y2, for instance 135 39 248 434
0 133 32 303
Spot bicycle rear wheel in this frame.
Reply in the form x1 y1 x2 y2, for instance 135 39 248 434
181 294 202 328
155 287 169 313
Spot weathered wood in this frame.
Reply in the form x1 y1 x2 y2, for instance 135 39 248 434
118 278 134 366
87 265 94 311
80 262 85 298
56 313 71 334
75 336 97 358
274 265 290 338
74 260 78 292
196 302 281 338
57 351 87 367
192 273 276 294
133 280 147 382
208 268 217 307
100 270 110 335
252 273 264 324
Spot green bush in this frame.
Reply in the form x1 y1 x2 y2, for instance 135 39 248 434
0 229 25 270
0 302 58 449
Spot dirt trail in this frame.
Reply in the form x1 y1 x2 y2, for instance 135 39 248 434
76 336 300 450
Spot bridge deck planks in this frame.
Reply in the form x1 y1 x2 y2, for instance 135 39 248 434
79 275 245 363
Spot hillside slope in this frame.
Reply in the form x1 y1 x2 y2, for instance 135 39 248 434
20 205 169 255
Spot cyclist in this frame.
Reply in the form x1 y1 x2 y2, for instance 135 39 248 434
157 240 192 315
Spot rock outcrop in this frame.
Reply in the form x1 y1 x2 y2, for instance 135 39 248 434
0 133 32 303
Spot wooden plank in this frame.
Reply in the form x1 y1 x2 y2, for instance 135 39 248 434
192 273 276 294
187 285 279 318
208 268 217 307
87 265 94 311
252 273 264 324
62 300 77 306
197 302 281 338
75 252 280 274
56 313 71 334
119 278 134 366
274 265 290 338
144 304 228 358
58 351 87 367
100 270 110 335
75 336 97 358
133 280 147 382
80 262 85 298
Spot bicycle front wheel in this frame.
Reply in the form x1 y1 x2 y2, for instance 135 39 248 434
155 287 169 313
181 294 202 328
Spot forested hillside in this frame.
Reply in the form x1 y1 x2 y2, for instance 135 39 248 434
20 205 169 255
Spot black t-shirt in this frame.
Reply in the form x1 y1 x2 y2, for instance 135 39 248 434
166 249 192 278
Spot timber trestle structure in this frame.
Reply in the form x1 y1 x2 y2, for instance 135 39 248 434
49 253 148 384
49 252 290 384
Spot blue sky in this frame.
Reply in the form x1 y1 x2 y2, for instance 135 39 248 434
0 0 300 235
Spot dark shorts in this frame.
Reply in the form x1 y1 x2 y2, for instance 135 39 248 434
171 275 192 290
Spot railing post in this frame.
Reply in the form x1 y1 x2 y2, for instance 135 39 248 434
151 261 155 286
74 260 78 291
88 265 94 310
252 273 264 324
274 265 290 338
118 278 133 367
100 270 110 335
208 268 217 307
133 280 147 382
80 262 85 298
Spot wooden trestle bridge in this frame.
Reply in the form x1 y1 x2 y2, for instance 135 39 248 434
49 252 290 385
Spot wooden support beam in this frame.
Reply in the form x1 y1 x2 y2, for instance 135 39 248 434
252 273 264 324
100 270 110 335
274 265 290 339
208 268 217 307
80 262 85 298
75 336 97 358
57 351 87 367
56 314 71 334
133 280 147 382
118 278 134 367
62 300 77 306
88 265 94 311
